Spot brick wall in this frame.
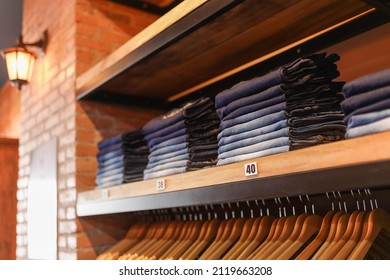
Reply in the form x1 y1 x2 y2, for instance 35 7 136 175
17 0 161 260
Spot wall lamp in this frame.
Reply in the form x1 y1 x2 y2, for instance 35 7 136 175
1 30 48 89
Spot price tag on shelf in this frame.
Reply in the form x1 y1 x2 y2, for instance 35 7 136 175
101 189 110 199
156 179 166 191
244 162 258 177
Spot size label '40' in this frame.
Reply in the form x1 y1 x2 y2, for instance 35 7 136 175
244 162 258 176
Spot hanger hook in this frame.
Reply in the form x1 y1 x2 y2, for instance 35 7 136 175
326 192 335 211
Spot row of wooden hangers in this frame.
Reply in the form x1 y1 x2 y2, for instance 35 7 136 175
97 189 390 260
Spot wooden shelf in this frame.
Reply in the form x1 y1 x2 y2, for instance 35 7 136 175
77 132 390 216
76 0 380 106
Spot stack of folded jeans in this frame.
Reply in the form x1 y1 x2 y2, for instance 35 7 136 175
215 66 289 166
341 68 390 139
282 52 346 150
96 130 149 188
215 52 347 165
143 97 220 180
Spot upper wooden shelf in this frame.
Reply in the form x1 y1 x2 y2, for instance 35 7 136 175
77 132 390 216
76 0 379 106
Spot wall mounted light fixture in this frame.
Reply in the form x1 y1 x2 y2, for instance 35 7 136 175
1 30 48 89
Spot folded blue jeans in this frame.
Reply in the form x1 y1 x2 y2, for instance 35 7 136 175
347 108 390 129
218 110 287 139
218 127 289 154
220 102 286 130
215 69 283 108
218 136 290 160
146 153 190 169
148 147 188 164
218 119 288 146
144 120 186 141
150 135 187 153
344 98 390 123
147 127 187 149
346 117 390 139
149 142 187 158
217 85 285 119
144 167 187 180
217 145 290 166
221 95 286 122
96 166 124 181
342 68 390 98
144 159 189 174
341 85 390 115
97 160 124 174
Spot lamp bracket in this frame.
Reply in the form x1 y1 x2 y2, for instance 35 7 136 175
19 29 48 57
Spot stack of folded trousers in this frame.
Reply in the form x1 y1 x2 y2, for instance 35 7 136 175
215 52 346 166
282 52 346 150
96 130 149 188
341 68 390 139
143 97 220 180
215 65 289 166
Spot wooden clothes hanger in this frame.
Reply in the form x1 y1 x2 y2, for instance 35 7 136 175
348 208 390 260
236 216 274 260
180 219 220 260
295 211 336 260
160 221 194 259
222 218 255 260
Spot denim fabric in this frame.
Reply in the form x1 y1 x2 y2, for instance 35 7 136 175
146 153 190 169
98 129 145 150
218 119 288 146
217 85 285 119
285 82 344 100
221 95 286 122
188 138 218 147
342 68 390 98
149 142 187 158
218 111 286 139
144 167 187 180
187 160 217 170
344 98 390 123
287 112 344 127
220 102 286 130
98 154 124 168
96 166 124 180
144 159 189 174
96 178 124 189
189 151 218 162
148 147 188 164
188 128 220 141
123 176 143 183
150 135 187 153
347 108 390 129
215 69 283 108
97 149 124 163
282 68 340 90
287 104 342 117
183 97 214 119
144 120 186 141
217 145 290 166
346 117 390 138
97 160 124 174
289 123 346 137
341 85 390 115
188 143 219 153
147 127 187 149
218 127 289 154
96 173 124 186
290 133 344 150
98 134 122 151
286 95 344 111
142 107 187 135
187 120 220 132
218 137 290 160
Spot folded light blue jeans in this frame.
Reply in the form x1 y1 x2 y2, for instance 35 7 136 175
347 108 390 129
148 147 188 164
346 116 390 138
218 110 287 139
217 145 290 166
220 102 286 130
144 167 187 180
218 136 290 160
144 159 189 174
218 119 288 146
146 153 190 169
218 127 289 154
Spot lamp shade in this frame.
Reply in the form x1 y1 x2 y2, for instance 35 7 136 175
2 46 36 89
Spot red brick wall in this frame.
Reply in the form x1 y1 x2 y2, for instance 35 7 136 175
0 83 20 138
17 0 77 260
17 0 161 260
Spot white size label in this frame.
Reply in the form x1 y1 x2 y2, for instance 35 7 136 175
156 179 166 191
101 189 110 199
244 162 258 176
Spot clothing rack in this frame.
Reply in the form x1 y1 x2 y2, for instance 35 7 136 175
96 187 390 260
